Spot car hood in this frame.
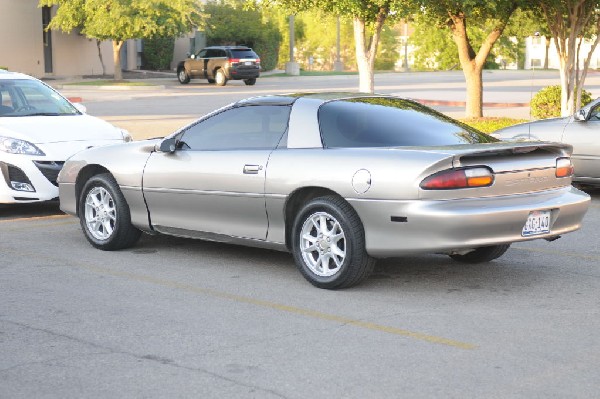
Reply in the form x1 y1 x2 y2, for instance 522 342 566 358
0 114 124 144
495 116 570 134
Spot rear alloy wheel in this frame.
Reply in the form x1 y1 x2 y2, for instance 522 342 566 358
292 196 375 289
449 244 511 263
244 78 256 86
79 173 141 251
177 68 190 84
215 69 227 86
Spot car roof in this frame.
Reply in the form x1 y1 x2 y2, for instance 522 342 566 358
204 46 252 50
235 92 393 107
0 70 37 81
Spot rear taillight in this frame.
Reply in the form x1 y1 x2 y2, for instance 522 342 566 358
228 58 240 65
556 157 574 178
420 167 494 190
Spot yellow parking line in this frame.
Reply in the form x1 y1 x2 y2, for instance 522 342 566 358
0 245 477 350
76 264 477 350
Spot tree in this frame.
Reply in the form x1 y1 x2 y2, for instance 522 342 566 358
204 0 282 71
262 0 413 92
538 0 600 116
39 0 204 80
419 1 521 118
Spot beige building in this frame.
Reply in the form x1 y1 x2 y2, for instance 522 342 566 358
0 0 171 78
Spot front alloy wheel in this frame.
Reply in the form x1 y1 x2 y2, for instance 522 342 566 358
79 173 141 250
84 186 116 241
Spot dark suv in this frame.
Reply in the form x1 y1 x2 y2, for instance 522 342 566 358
177 46 260 86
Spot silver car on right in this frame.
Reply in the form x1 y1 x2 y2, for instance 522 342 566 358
494 98 600 186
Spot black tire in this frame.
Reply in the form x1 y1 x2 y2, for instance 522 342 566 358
215 69 227 86
79 173 141 251
177 68 190 84
449 244 510 263
207 78 216 84
291 195 375 289
244 78 257 86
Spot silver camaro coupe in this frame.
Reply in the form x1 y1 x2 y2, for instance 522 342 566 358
58 93 591 289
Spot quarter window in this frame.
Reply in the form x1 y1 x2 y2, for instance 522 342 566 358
179 105 291 151
318 98 497 148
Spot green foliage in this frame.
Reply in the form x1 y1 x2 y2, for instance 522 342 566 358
531 85 593 119
38 0 204 41
142 37 175 70
461 117 527 133
261 0 414 23
204 0 281 71
410 15 457 70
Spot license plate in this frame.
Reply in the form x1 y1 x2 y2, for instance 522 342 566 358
244 61 252 65
522 210 551 237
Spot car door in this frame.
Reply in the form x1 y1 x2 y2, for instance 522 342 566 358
206 49 226 79
562 102 600 179
142 104 291 240
187 49 208 78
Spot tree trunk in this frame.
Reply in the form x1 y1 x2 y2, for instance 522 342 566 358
542 2 599 117
543 38 550 69
96 40 106 76
464 64 483 118
447 9 513 118
112 40 124 81
353 9 387 93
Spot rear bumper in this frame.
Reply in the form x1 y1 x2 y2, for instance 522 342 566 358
349 186 591 258
228 68 260 80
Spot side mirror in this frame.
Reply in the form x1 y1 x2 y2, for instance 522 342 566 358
158 138 177 153
574 109 588 121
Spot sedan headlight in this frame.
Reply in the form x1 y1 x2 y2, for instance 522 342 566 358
0 136 45 155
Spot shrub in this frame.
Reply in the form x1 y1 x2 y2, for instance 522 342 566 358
0 66 7 70
461 117 527 134
142 37 175 70
530 85 593 119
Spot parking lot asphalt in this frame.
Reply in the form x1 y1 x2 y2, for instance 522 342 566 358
1 190 599 398
2 72 600 398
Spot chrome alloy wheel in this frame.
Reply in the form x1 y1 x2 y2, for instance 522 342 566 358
300 211 346 277
84 186 116 241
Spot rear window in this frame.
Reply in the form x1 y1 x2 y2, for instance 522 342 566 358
230 49 259 59
318 97 497 148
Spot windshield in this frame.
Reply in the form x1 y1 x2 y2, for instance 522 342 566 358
318 97 498 148
0 79 79 117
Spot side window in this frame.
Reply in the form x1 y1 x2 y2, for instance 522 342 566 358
180 105 291 151
0 88 14 112
196 49 208 58
218 50 227 58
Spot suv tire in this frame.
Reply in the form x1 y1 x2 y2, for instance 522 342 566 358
215 69 227 86
177 68 190 84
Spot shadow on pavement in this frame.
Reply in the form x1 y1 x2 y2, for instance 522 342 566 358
0 200 64 220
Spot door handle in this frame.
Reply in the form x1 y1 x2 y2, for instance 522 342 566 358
243 164 262 174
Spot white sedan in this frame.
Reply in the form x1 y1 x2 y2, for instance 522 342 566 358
0 70 131 203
